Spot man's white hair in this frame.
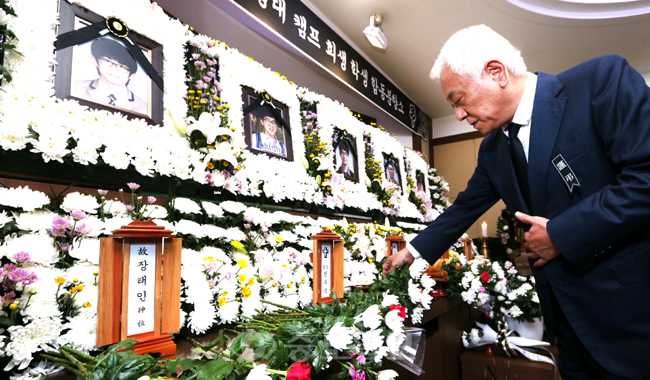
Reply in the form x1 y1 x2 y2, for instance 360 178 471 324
430 25 527 83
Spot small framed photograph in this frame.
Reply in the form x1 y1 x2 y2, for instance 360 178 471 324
383 153 402 190
416 170 426 193
332 128 359 183
54 2 164 125
242 86 294 161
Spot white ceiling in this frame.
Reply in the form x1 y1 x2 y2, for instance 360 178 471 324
303 0 650 120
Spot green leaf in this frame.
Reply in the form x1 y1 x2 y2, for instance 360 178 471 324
0 316 16 328
228 332 249 358
166 358 204 375
196 359 235 380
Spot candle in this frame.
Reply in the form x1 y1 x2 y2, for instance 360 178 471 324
481 221 488 237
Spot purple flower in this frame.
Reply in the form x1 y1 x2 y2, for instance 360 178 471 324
224 272 233 281
70 210 87 221
21 272 39 285
223 170 231 179
8 268 31 282
349 364 366 380
119 188 124 193
500 233 510 245
2 291 16 304
58 242 71 251
243 223 251 229
51 216 71 237
203 76 212 83
191 53 200 60
127 182 140 191
12 251 30 264
76 223 92 235
98 189 109 195
147 196 157 203
194 61 206 70
125 205 135 212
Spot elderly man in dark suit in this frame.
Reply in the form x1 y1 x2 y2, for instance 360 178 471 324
383 24 650 379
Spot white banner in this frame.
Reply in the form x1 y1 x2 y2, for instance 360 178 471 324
127 243 157 336
321 242 332 299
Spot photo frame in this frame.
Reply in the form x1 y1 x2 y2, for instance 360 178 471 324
54 1 164 125
332 128 359 183
416 170 426 193
241 85 294 162
382 153 403 191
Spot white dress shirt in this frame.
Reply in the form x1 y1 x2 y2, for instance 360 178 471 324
406 73 538 260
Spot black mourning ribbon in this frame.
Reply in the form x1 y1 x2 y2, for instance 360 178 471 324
54 20 163 92
242 97 290 131
335 130 356 158
508 123 531 210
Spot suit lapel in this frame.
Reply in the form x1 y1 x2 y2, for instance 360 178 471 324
528 72 568 216
495 129 530 215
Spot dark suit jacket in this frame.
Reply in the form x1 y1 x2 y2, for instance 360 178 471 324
410 55 650 377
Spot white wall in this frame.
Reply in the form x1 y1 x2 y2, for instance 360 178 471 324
156 0 414 147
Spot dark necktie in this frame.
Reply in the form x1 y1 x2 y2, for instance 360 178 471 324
508 123 531 209
108 94 117 106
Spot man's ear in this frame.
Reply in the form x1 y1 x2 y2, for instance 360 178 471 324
485 60 509 88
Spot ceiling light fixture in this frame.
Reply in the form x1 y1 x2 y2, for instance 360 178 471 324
363 13 387 50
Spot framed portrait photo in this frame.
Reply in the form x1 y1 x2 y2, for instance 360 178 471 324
382 153 403 191
416 170 426 193
54 1 164 125
332 128 359 183
241 86 294 161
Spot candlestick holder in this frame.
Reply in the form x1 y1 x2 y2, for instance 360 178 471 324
479 236 489 260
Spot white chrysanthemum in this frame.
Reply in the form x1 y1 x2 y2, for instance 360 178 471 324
0 210 12 229
19 266 62 320
5 317 62 371
202 224 228 240
217 300 240 323
200 246 229 263
246 364 271 380
362 328 384 354
69 238 100 265
220 201 247 214
384 309 404 333
103 200 127 216
173 198 202 215
374 346 390 363
103 216 133 234
174 220 205 237
411 307 424 324
1 232 59 266
202 201 224 218
386 331 406 355
0 186 50 212
224 228 247 242
101 146 131 170
187 304 217 334
142 204 168 219
0 123 29 151
407 279 422 304
360 304 382 330
13 210 56 232
29 125 71 163
409 258 429 279
377 370 399 380
8 359 65 380
420 273 436 291
61 192 100 214
381 291 400 308
58 313 97 353
326 322 353 351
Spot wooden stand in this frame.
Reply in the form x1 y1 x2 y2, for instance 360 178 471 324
311 229 344 303
97 219 182 357
385 234 406 258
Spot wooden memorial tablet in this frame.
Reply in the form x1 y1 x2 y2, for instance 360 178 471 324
311 229 344 304
97 219 181 357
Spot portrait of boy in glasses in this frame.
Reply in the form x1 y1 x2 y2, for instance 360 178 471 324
73 37 148 115
251 106 287 157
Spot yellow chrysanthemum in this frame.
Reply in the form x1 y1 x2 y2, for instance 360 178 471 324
275 237 284 243
248 278 255 286
218 297 226 306
230 240 244 249
238 274 247 283
55 277 66 285
236 259 248 268
241 286 252 298
83 302 92 308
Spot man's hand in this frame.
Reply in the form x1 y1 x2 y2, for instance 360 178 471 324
515 211 561 267
382 247 415 275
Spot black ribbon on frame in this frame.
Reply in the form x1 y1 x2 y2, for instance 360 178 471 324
333 128 356 158
54 16 163 92
242 91 290 131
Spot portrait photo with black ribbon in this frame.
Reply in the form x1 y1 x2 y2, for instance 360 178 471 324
332 128 359 183
416 170 426 193
54 2 164 125
383 153 402 190
241 86 294 161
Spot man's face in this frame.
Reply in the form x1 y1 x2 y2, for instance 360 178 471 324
261 116 278 137
339 148 349 167
387 163 395 178
95 56 134 87
440 67 509 136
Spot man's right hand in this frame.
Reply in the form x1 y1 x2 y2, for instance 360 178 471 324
382 247 415 275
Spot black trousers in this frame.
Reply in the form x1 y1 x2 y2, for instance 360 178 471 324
551 290 650 380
